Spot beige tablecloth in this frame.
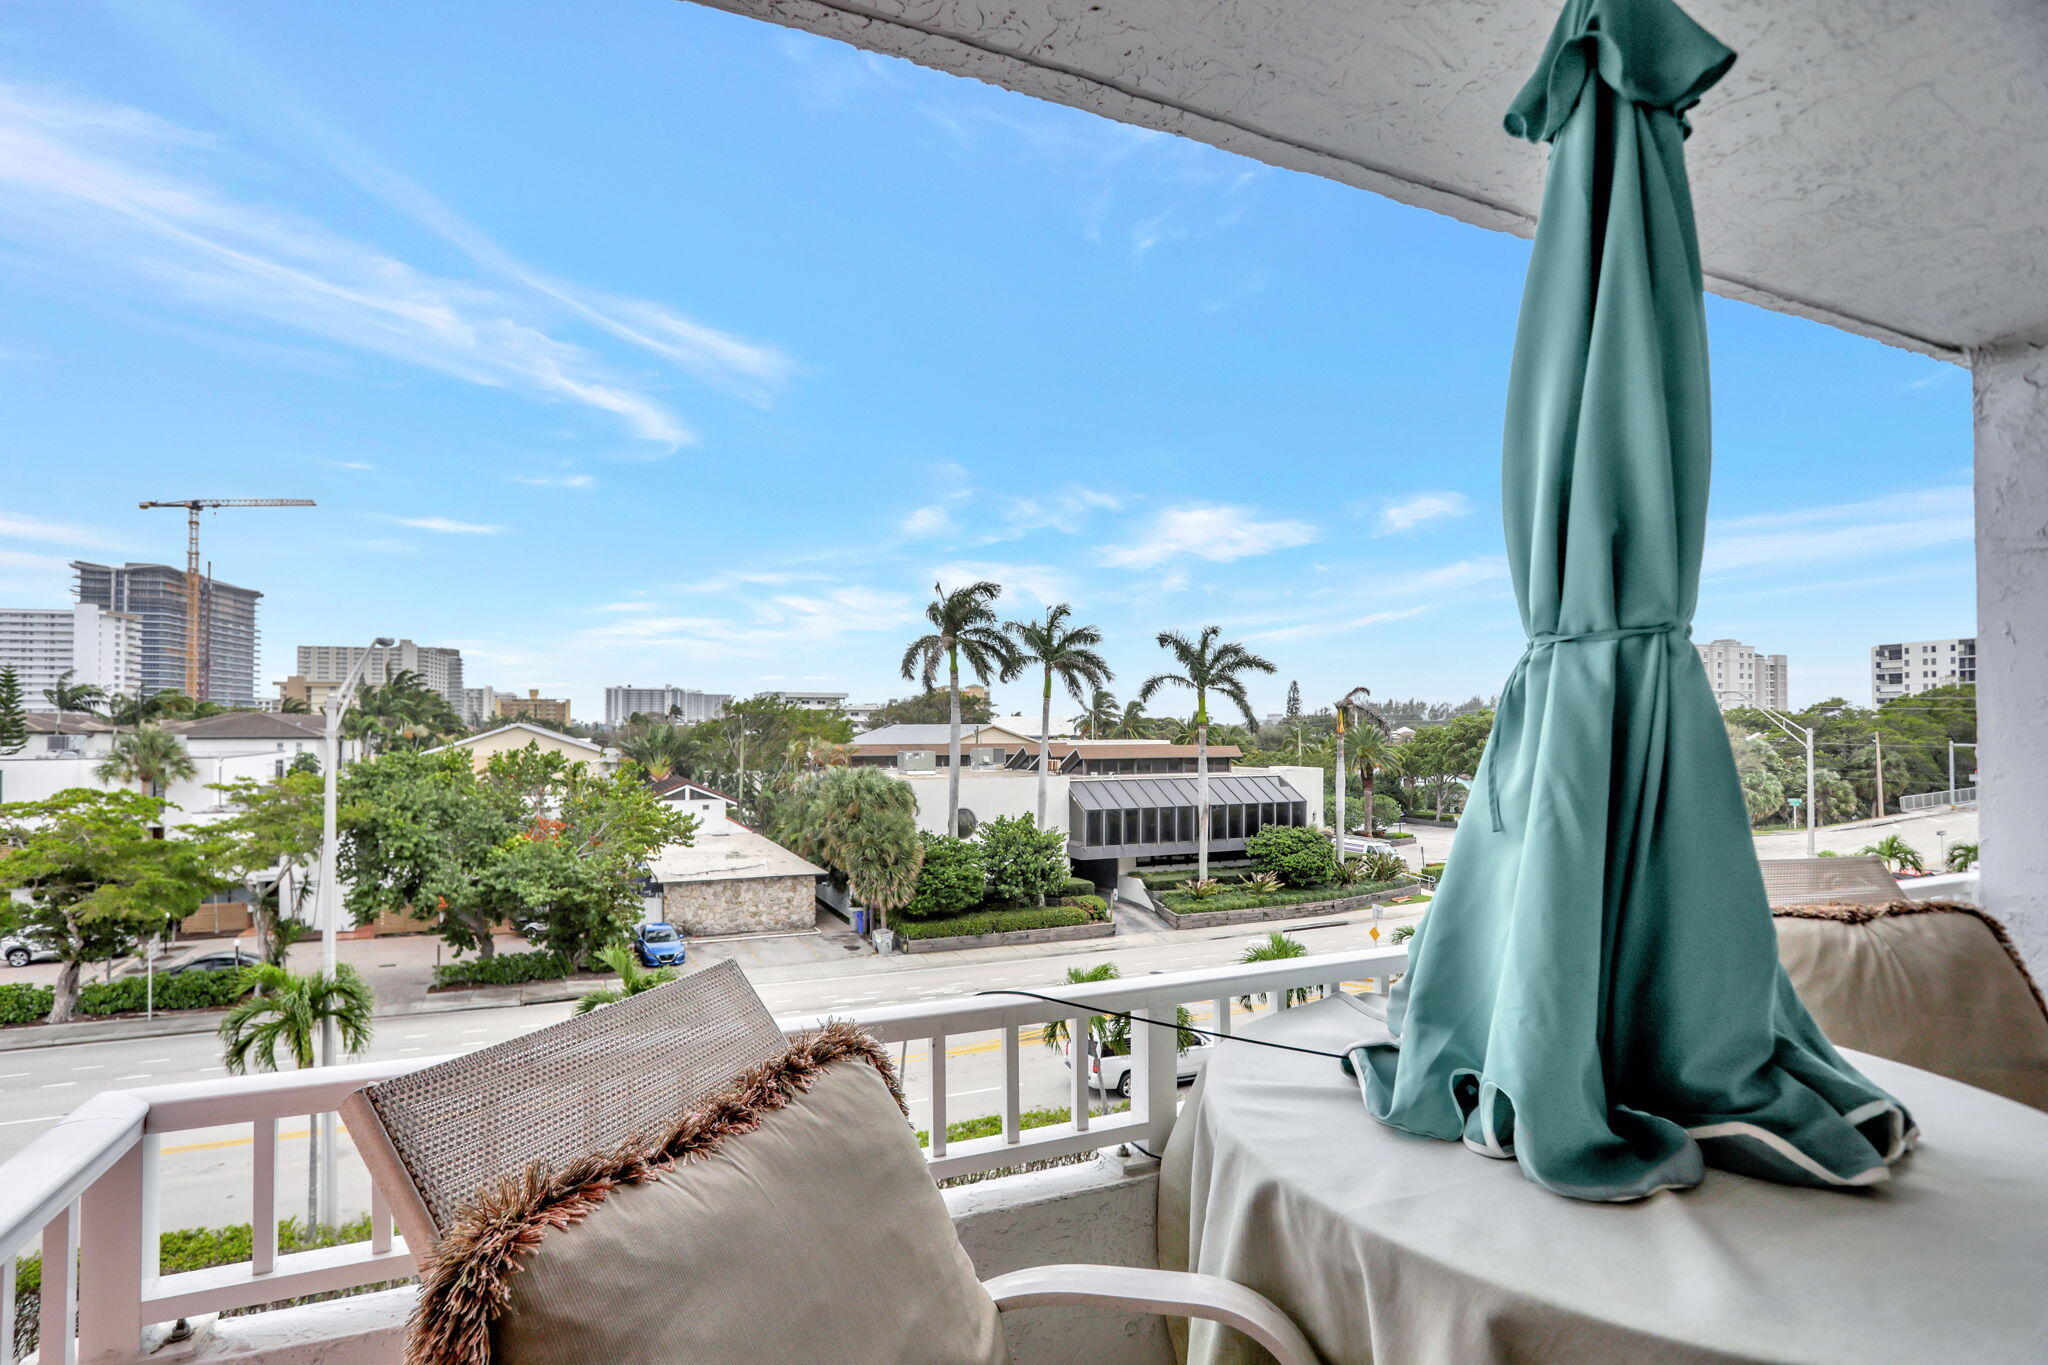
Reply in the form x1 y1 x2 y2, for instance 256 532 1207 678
1159 994 2048 1364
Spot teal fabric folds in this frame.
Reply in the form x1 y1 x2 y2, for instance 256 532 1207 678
1355 0 1914 1201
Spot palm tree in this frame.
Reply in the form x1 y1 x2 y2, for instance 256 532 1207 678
900 581 1021 837
94 724 196 798
1005 604 1113 829
1946 841 1980 872
104 691 169 728
773 767 925 934
574 943 679 1013
1333 687 1392 849
1237 931 1315 1010
1109 698 1152 740
278 695 311 714
1139 627 1276 879
219 963 375 1228
619 725 691 782
1858 834 1926 875
43 669 106 715
1082 688 1118 739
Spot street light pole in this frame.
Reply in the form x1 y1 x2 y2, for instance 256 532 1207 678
312 637 391 1226
1719 690 1816 856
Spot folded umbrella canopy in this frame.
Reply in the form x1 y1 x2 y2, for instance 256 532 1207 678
1354 0 1914 1201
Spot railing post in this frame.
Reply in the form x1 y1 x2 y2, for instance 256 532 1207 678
39 1202 77 1365
1133 1006 1180 1152
76 1141 145 1363
1070 1015 1092 1132
927 1034 948 1160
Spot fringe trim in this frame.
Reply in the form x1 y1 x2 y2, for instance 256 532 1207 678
405 1021 902 1365
1774 899 2048 1019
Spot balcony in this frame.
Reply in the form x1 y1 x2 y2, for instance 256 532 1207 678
0 947 1403 1365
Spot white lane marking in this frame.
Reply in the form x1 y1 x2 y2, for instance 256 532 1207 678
41 1082 75 1089
0 1115 61 1126
0 1073 27 1080
138 1057 172 1063
72 1065 104 1071
201 1066 225 1072
404 1034 427 1040
113 1073 152 1081
398 1047 422 1054
461 1028 488 1034
949 1087 1001 1097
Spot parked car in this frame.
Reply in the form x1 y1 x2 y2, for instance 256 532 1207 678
1061 1033 1212 1098
162 947 264 976
633 921 687 969
2 932 60 968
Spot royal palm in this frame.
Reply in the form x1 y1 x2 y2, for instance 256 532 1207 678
900 580 1020 836
1140 627 1276 879
1005 604 1113 828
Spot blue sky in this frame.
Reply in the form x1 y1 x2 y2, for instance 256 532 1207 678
0 1 1974 717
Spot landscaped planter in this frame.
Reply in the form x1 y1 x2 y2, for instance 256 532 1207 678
1151 882 1419 930
896 920 1116 954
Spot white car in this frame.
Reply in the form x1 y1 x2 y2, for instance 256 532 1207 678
2 932 60 968
1061 1034 1213 1098
1338 835 1399 857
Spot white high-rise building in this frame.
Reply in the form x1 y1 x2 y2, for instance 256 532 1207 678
1696 638 1790 709
605 685 730 728
295 640 464 705
0 604 143 710
1872 637 1977 704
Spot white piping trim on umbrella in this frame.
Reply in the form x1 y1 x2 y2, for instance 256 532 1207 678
1685 1121 1891 1187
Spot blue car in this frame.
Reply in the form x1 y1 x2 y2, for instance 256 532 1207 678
634 921 687 968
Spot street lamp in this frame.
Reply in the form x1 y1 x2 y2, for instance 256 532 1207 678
1332 687 1373 862
311 636 391 1224
1718 690 1817 857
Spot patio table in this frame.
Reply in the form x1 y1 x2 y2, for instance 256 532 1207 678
1159 993 2048 1364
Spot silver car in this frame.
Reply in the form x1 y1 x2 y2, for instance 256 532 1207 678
2 933 60 968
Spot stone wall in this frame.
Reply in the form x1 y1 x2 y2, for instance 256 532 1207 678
663 875 816 936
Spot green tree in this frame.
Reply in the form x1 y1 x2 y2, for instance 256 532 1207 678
104 691 170 728
1729 731 1787 824
1237 931 1315 1009
979 814 1069 906
863 689 995 729
95 724 197 797
1397 710 1495 815
1004 604 1113 829
345 670 467 753
219 962 375 1228
1139 627 1276 879
0 788 223 1023
1245 825 1341 888
1285 680 1301 719
210 771 324 965
1110 698 1153 739
1040 961 1198 1078
1081 688 1118 739
900 580 1021 837
619 724 692 782
0 665 27 755
338 749 515 958
278 695 312 714
1946 841 1980 872
42 669 105 715
1858 834 1926 874
772 766 924 932
902 833 987 919
573 943 679 1013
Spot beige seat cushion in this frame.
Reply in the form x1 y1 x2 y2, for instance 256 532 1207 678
408 1025 1009 1365
1775 903 2048 1111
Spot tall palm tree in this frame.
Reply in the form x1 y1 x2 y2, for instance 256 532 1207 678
104 691 169 728
1005 604 1113 828
278 695 311 714
900 581 1021 836
1333 686 1391 850
1140 627 1276 879
1858 834 1927 874
1109 698 1152 740
1081 688 1118 740
94 724 196 798
219 963 375 1228
43 669 106 715
619 725 690 782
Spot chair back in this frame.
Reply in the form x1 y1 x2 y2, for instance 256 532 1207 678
342 958 788 1253
1758 854 1899 907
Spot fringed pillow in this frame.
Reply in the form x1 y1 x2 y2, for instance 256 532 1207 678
407 1023 1010 1365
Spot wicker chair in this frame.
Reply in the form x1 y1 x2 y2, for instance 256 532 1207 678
343 959 1316 1364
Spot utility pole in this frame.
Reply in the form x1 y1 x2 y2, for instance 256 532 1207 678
1873 732 1885 819
1748 698 1817 856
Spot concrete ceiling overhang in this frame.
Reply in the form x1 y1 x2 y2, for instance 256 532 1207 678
693 0 2048 360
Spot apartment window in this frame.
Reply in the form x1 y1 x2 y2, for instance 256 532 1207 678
1212 805 1226 839
1142 808 1160 843
1178 807 1194 841
1086 810 1104 846
1123 809 1141 844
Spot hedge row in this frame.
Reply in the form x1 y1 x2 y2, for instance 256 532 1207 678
1137 861 1255 891
892 899 1107 942
915 1101 1127 1148
1157 876 1412 915
0 970 253 1026
432 948 576 988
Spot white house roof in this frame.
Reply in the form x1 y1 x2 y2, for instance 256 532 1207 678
425 722 607 756
699 0 2048 358
647 825 827 885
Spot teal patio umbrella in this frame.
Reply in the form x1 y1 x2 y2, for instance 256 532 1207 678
1354 0 1914 1201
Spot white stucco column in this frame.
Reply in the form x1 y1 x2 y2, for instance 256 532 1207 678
1973 337 2048 978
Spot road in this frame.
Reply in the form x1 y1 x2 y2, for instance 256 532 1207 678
1 911 1412 1231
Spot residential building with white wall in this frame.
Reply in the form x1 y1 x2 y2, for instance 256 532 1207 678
605 684 731 727
770 690 848 711
1872 636 1978 703
292 639 464 706
0 604 142 709
460 686 501 728
1696 638 1789 709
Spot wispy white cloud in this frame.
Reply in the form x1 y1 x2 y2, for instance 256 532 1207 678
1368 491 1473 536
901 504 957 538
385 515 503 535
1902 362 1963 393
595 601 653 612
1099 504 1317 569
0 547 73 574
0 512 131 551
933 560 1074 605
1705 486 1971 577
1235 558 1507 642
991 487 1122 540
570 583 918 662
512 472 596 489
320 458 377 472
0 80 781 446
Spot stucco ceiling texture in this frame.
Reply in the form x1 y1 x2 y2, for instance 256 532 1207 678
696 0 2048 358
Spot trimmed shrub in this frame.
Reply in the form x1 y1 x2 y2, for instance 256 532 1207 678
902 833 987 919
0 983 53 1025
1058 875 1099 899
432 949 571 988
979 815 1070 905
916 1102 1126 1148
1371 794 1402 832
892 901 1105 941
1245 825 1342 888
1158 877 1411 916
79 970 251 1016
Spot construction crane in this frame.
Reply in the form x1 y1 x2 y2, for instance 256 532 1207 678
138 498 316 701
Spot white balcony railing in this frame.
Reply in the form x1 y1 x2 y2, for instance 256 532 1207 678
0 945 1406 1364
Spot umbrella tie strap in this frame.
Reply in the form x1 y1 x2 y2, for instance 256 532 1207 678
1487 623 1690 830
